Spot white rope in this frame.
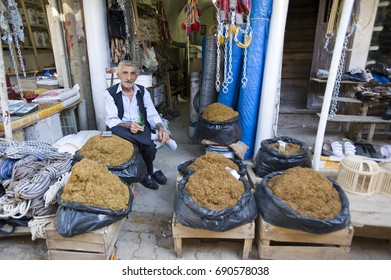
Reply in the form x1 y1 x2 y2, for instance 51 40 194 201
43 172 70 207
28 214 55 241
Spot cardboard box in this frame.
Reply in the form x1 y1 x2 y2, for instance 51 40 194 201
191 58 202 72
24 113 63 144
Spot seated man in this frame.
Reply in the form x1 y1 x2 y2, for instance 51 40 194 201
105 60 169 190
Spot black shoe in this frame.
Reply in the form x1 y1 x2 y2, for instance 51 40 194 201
153 170 167 185
141 175 159 190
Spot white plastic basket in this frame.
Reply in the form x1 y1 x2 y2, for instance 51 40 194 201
377 162 391 197
336 156 380 195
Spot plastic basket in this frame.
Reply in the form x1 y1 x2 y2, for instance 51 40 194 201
377 162 391 197
336 156 380 195
60 107 78 136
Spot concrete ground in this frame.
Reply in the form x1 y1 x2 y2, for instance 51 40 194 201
0 101 390 260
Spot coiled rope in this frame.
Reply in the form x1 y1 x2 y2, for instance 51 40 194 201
0 141 73 221
28 214 56 241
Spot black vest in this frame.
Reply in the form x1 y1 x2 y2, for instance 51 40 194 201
107 83 150 129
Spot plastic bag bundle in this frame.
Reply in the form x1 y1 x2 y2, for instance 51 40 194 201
174 175 257 232
254 136 312 177
254 170 350 234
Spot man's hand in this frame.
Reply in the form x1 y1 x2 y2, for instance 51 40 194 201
119 122 143 133
130 122 144 133
156 123 169 144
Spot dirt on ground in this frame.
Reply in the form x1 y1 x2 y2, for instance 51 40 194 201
185 168 244 211
202 102 239 122
61 158 130 211
268 142 302 155
188 152 239 172
267 166 342 219
77 134 134 166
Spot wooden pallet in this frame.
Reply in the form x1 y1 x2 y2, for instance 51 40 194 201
246 164 262 188
172 214 255 259
0 225 31 238
346 192 391 248
45 219 124 260
256 215 354 260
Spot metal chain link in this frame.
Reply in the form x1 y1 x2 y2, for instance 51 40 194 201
1 0 26 101
226 12 235 85
215 14 224 92
329 35 349 118
241 20 251 88
221 24 229 93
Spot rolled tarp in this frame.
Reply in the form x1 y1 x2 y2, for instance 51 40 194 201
217 25 245 110
199 35 218 114
236 0 272 159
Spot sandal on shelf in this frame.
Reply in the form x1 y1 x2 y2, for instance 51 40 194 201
344 141 356 157
364 143 382 159
354 142 371 158
331 141 344 158
321 140 333 156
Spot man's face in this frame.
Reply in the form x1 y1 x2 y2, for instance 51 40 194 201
118 65 138 90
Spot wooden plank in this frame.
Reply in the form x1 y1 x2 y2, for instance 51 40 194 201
46 219 124 253
256 215 353 260
311 78 391 86
346 193 391 228
246 164 262 188
48 250 108 260
318 96 363 104
172 214 255 259
46 239 107 253
258 215 353 246
317 113 391 124
0 226 31 238
259 244 349 260
172 219 255 239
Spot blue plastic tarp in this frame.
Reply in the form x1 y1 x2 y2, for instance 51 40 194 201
237 0 272 159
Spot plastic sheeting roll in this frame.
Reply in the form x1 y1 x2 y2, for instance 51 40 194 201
199 35 217 114
237 0 272 159
217 26 245 110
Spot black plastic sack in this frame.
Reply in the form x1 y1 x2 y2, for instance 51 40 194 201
177 157 247 177
55 186 133 237
194 115 242 145
74 145 147 184
254 170 350 234
174 175 257 232
254 136 312 177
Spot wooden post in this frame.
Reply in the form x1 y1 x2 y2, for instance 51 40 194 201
0 39 13 140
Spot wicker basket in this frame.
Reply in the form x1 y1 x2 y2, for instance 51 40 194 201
336 156 380 195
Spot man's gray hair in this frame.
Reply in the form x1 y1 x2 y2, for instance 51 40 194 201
117 60 141 74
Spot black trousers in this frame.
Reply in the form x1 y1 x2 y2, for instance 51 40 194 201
110 125 157 175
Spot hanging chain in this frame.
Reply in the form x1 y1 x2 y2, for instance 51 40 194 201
241 19 251 88
329 35 349 118
226 11 235 85
1 0 26 101
221 24 229 93
215 10 224 92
